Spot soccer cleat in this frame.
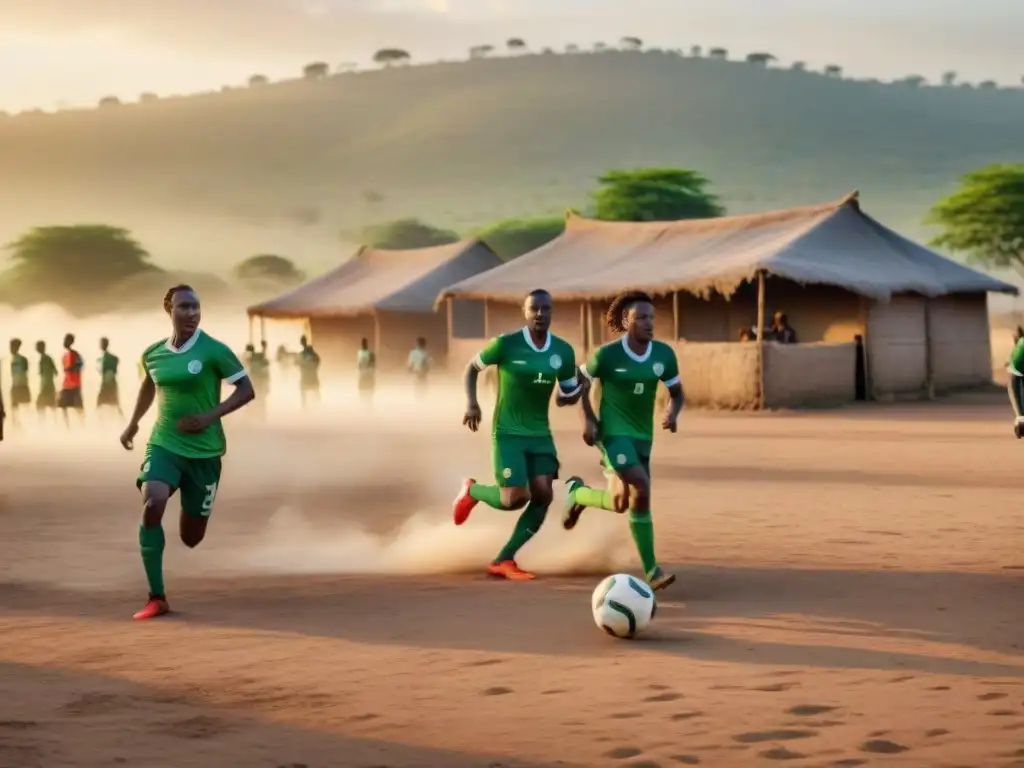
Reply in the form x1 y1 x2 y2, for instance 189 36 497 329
646 566 676 592
562 475 586 530
487 560 536 580
133 595 170 621
452 478 479 526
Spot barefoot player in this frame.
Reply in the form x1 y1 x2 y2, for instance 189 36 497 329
120 285 254 620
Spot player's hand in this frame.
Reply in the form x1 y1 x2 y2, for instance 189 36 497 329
463 403 482 432
582 418 598 446
661 411 678 433
613 484 630 513
177 414 212 434
120 422 139 450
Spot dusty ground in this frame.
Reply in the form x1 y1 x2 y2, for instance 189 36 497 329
1 392 1024 767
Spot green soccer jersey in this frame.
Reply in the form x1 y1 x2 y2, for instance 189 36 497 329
1010 338 1024 377
99 351 119 383
141 330 247 459
473 327 580 437
581 337 680 439
39 354 58 391
10 354 29 387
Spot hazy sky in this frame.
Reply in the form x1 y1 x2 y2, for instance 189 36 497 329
0 0 1020 110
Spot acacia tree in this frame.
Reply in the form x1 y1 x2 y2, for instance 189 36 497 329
373 48 411 67
469 44 495 59
0 225 157 312
620 36 642 51
506 37 526 53
927 164 1024 276
249 74 269 87
790 61 807 71
708 47 728 59
355 219 459 250
745 52 776 66
690 45 702 57
941 71 957 87
233 254 305 290
303 62 329 79
823 64 843 77
591 168 724 222
99 96 121 107
474 217 565 261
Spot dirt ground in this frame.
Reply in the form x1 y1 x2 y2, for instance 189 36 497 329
2 392 1024 767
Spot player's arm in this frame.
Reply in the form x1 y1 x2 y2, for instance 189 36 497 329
206 346 255 421
466 335 502 409
659 348 684 431
1007 339 1024 426
577 348 602 437
555 346 583 407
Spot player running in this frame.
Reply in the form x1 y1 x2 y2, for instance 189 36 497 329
35 341 58 419
452 289 583 580
120 285 255 620
8 339 31 427
58 333 85 426
562 291 684 592
1008 329 1024 438
97 337 122 417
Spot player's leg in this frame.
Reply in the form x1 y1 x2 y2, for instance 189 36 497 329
134 446 183 620
452 436 530 525
177 456 222 548
489 441 558 580
562 440 631 529
620 449 673 591
1009 375 1024 438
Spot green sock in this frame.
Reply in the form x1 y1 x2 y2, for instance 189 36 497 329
573 484 616 511
139 524 166 597
495 501 548 563
469 482 507 510
628 510 657 575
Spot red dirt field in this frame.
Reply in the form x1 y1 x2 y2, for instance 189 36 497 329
1 392 1023 767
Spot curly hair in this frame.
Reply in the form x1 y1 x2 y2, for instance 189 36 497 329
163 284 195 314
604 290 654 333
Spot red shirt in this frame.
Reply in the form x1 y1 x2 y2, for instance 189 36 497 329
62 350 82 390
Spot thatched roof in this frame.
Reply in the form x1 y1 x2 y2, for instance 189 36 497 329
436 193 1017 304
249 239 501 319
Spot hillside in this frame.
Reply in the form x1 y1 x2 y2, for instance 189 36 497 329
1 50 1023 275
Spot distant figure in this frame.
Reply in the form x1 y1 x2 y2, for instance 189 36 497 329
35 341 58 418
97 337 122 417
738 328 754 343
407 336 431 395
8 338 31 426
297 335 321 408
246 342 271 418
356 337 376 401
58 333 85 426
770 312 797 344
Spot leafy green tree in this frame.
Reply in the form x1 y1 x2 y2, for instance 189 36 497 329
506 38 527 53
475 217 565 261
745 52 776 66
233 254 305 287
620 36 642 50
927 164 1024 276
303 62 329 79
0 225 159 312
591 168 724 222
689 45 702 57
708 47 728 59
824 64 843 77
941 71 957 87
373 48 411 67
356 219 460 250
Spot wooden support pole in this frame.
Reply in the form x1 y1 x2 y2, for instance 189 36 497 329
483 298 490 339
259 317 266 345
247 315 254 345
756 270 767 410
923 297 935 399
672 291 680 341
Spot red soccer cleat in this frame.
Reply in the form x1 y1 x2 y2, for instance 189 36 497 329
486 560 536 581
453 479 479 526
133 595 170 621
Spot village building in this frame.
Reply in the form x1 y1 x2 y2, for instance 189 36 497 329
436 193 1016 408
249 239 501 370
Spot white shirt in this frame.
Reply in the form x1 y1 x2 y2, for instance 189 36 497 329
408 347 430 373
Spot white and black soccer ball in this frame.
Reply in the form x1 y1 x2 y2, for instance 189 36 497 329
591 573 657 639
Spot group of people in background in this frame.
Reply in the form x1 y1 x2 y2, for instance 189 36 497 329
0 334 121 433
738 311 798 343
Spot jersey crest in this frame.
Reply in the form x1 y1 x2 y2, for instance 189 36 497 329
652 362 665 377
187 360 203 374
549 354 562 370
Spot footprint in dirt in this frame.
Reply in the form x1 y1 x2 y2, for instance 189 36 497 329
669 711 704 721
161 715 230 740
61 693 134 717
787 704 837 717
760 747 806 761
0 720 38 730
978 692 1008 701
644 692 683 703
753 682 800 692
603 746 642 759
733 730 816 744
670 757 701 765
481 686 513 696
860 739 909 754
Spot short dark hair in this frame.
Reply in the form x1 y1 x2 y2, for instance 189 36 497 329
163 284 194 314
604 291 654 333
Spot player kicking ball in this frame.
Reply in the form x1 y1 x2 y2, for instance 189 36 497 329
562 291 684 592
120 285 255 620
452 289 583 580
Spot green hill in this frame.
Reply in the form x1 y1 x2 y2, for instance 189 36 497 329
1 50 1022 274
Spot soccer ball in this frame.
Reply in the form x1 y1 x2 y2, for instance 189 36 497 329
591 573 657 639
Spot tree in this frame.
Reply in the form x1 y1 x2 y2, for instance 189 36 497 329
233 254 305 289
565 43 580 54
0 225 158 313
926 164 1024 276
248 74 269 87
337 62 358 73
98 96 121 107
356 219 460 250
303 62 329 79
898 75 926 88
591 168 724 222
823 64 843 78
745 52 776 66
469 45 495 59
979 80 998 90
790 61 807 72
506 37 526 53
620 36 643 51
475 217 565 261
708 47 728 59
941 71 957 87
139 92 159 103
373 48 411 67
690 45 702 58
594 42 608 52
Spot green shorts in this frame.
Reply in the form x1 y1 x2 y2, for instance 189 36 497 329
492 434 559 487
599 436 652 476
136 443 223 518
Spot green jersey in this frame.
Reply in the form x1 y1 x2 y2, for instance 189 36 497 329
581 337 680 439
10 354 29 387
299 347 320 386
99 351 119 383
38 354 58 390
1010 338 1024 377
141 330 247 459
473 327 580 437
